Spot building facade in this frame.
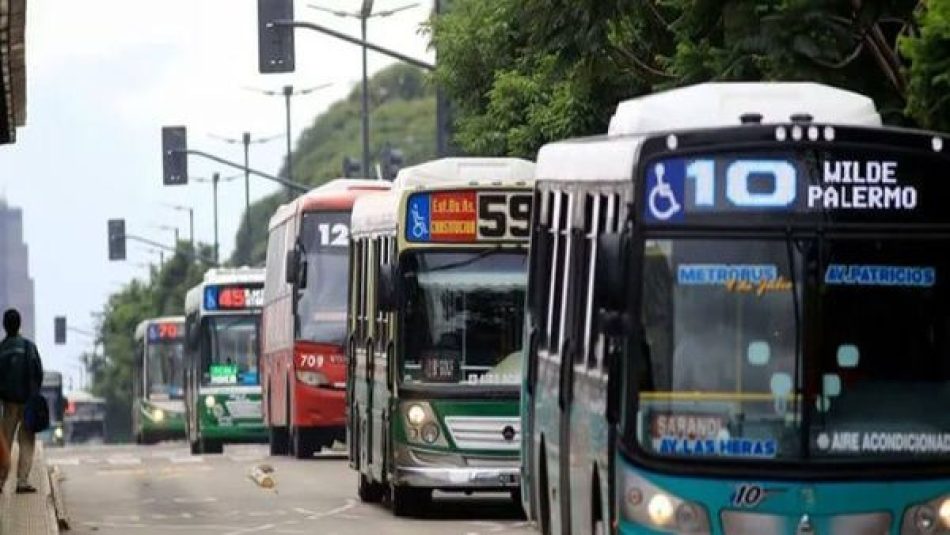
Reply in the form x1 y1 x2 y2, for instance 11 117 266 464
0 197 34 338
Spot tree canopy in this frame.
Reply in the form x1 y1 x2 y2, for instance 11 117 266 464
430 0 949 157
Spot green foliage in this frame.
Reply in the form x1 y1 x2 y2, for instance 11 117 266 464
432 0 937 157
901 0 950 131
230 64 437 266
84 243 214 442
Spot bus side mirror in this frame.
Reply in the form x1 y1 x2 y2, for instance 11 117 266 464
185 317 200 350
286 249 308 289
595 232 629 311
378 263 399 312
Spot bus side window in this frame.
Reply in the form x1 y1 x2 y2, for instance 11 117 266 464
583 194 604 370
546 191 568 352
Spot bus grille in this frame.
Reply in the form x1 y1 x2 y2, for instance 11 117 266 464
444 416 520 452
225 400 262 420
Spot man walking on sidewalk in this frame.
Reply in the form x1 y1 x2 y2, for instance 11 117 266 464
0 308 43 494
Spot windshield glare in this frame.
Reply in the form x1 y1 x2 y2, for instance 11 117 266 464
639 239 803 461
146 341 184 400
402 251 527 386
202 315 261 386
296 211 350 344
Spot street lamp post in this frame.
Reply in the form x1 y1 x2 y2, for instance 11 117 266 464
307 1 419 176
246 82 332 197
193 172 241 266
165 203 195 248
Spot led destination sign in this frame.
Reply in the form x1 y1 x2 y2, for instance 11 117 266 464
203 285 264 311
642 148 948 225
406 190 532 243
147 322 183 342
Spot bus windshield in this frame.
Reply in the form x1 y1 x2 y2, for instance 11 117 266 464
402 250 527 386
638 239 804 461
146 341 184 400
201 315 261 386
297 211 349 344
638 237 950 463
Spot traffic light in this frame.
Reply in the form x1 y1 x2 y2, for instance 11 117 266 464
162 126 188 185
258 0 295 74
379 145 404 181
108 219 126 261
54 317 66 345
342 156 362 178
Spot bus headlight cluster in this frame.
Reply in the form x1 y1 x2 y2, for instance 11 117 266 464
903 495 950 534
54 427 64 439
621 470 710 533
402 402 447 447
204 395 217 409
295 370 329 387
152 408 165 422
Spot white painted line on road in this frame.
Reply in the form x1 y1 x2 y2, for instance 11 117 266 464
172 496 218 504
221 522 277 535
108 456 143 465
85 521 249 531
294 499 358 520
170 456 205 463
48 458 80 465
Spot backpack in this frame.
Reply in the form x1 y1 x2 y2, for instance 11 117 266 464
24 393 50 433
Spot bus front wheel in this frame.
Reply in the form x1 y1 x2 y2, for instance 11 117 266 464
201 439 223 455
269 426 289 456
358 473 384 503
291 428 315 459
391 485 430 517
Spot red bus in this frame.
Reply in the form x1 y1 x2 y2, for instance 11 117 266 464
262 178 390 458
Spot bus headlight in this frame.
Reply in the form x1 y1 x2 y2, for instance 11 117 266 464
153 409 165 422
621 469 710 533
54 427 64 439
421 423 440 444
204 395 217 409
902 495 950 534
295 370 329 387
407 404 427 426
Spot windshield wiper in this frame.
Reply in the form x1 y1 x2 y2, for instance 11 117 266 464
785 227 806 457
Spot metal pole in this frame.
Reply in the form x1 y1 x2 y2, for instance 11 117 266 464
174 227 180 244
213 173 220 266
435 0 449 157
243 132 251 244
188 208 195 249
361 15 371 178
284 85 294 197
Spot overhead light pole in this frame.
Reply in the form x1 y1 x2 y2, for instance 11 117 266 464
209 132 283 242
245 82 332 196
192 172 241 265
164 203 195 248
307 1 419 176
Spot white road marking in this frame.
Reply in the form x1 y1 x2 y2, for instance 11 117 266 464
170 456 205 463
107 456 143 465
48 457 80 465
173 496 218 504
221 522 277 535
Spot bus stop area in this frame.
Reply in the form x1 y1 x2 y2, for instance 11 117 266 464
0 441 68 535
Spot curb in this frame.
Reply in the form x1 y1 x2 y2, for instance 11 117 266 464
48 464 70 531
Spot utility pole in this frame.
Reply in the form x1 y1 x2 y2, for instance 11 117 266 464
306 2 419 176
213 173 220 264
243 132 251 239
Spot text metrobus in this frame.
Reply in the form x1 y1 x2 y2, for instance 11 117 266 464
522 83 950 534
348 158 534 517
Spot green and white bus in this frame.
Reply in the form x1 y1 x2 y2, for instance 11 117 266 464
348 158 534 516
184 268 267 454
133 316 186 444
523 82 950 534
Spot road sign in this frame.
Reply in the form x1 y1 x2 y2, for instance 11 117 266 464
162 126 188 185
108 219 126 261
258 0 295 74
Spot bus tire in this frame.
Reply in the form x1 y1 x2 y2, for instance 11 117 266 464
269 427 289 456
292 428 315 459
391 485 429 517
538 443 552 535
201 439 223 455
358 473 384 503
189 440 200 456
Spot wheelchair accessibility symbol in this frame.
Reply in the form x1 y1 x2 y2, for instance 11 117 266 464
409 200 429 240
647 163 682 221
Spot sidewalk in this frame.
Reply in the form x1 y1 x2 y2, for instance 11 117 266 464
0 441 60 535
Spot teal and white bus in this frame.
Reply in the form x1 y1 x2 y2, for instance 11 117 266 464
523 83 950 534
184 268 267 454
133 316 186 444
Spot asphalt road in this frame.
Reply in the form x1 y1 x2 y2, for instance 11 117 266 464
45 442 535 535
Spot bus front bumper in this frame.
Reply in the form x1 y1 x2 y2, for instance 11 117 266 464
393 445 520 490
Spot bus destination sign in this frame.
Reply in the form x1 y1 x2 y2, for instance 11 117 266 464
405 190 532 243
641 148 947 226
204 284 264 311
147 322 183 342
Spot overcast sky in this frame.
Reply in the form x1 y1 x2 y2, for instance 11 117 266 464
0 0 435 392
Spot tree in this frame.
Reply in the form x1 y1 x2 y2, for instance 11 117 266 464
431 0 941 158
